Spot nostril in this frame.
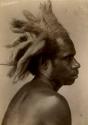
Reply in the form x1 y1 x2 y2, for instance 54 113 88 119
75 58 80 68
72 58 81 69
77 62 81 68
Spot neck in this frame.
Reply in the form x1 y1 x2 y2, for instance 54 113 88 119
36 73 62 92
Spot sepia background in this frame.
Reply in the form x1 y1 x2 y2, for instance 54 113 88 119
0 0 88 125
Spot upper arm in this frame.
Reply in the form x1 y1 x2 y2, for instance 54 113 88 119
37 95 71 125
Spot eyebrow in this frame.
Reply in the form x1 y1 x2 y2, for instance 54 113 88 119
62 50 76 58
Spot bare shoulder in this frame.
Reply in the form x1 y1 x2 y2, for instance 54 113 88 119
37 93 72 125
2 79 72 125
38 92 71 112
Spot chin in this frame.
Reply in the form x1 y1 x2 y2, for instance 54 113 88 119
66 79 76 85
62 78 76 86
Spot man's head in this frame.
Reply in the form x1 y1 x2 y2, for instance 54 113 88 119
6 0 80 84
39 34 80 89
51 36 80 86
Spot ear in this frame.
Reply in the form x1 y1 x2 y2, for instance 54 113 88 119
42 60 49 70
40 60 53 77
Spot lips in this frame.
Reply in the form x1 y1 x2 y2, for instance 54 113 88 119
72 74 78 79
71 70 79 79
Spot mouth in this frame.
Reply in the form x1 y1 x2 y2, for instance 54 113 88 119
72 72 79 79
71 70 79 79
72 74 78 79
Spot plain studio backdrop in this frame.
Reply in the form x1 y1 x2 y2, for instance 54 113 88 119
0 0 88 125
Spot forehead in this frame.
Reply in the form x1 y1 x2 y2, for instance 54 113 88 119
56 37 76 57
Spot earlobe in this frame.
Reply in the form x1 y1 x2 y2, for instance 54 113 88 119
41 60 50 71
40 60 53 78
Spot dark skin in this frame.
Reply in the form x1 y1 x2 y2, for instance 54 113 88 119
2 37 80 125
50 37 80 91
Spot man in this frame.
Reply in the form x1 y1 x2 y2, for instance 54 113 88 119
2 0 80 125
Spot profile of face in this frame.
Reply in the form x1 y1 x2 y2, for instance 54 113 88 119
50 36 80 86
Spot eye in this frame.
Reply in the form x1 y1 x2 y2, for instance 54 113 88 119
64 55 73 63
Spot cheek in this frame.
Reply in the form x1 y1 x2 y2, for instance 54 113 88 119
54 61 72 77
51 60 75 84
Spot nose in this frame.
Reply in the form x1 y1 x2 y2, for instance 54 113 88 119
72 58 80 69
